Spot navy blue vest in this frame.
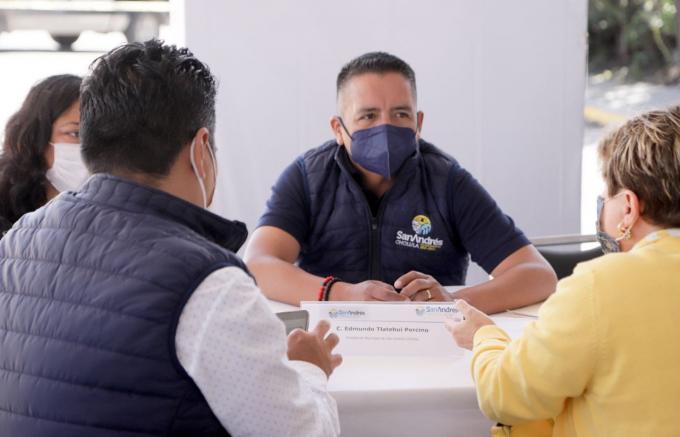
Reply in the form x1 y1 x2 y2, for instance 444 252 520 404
299 140 468 286
0 174 248 436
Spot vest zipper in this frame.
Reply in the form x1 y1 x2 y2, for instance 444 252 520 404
368 198 390 280
333 147 409 282
369 217 379 279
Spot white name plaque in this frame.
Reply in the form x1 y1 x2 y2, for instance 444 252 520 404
301 301 463 357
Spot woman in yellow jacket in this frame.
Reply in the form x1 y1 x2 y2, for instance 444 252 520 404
447 106 680 437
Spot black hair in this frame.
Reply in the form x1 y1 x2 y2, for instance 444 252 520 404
80 39 216 176
336 52 417 99
0 74 81 232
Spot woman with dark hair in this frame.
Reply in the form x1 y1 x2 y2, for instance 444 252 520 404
0 74 85 233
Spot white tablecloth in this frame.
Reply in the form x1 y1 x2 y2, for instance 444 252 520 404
269 295 539 437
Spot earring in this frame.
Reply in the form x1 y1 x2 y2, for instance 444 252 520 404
616 223 632 241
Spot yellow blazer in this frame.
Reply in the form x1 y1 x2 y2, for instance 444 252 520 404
472 229 680 437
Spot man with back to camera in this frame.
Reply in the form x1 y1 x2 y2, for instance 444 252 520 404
0 40 342 436
245 52 557 313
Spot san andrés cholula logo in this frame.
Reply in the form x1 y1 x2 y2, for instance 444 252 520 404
395 214 444 251
328 309 366 319
415 306 458 316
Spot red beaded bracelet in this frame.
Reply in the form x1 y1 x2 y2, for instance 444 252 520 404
318 276 334 301
323 277 342 301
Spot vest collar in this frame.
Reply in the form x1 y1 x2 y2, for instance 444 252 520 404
75 174 248 253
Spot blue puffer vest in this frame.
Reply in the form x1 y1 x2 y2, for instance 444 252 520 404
0 174 248 436
299 139 469 286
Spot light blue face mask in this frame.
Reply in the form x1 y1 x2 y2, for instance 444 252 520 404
338 118 417 179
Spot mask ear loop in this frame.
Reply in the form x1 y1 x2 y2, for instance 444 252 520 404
336 117 354 143
189 139 208 208
205 141 217 206
610 192 634 242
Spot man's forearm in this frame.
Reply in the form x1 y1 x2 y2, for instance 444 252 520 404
248 255 323 305
453 263 557 314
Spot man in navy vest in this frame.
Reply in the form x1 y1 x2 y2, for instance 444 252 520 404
0 40 342 436
245 52 557 313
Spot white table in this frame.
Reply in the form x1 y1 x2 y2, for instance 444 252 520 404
269 295 539 437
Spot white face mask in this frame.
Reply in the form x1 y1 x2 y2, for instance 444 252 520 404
46 142 90 192
189 139 217 209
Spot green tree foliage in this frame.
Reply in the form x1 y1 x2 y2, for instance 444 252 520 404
589 0 678 79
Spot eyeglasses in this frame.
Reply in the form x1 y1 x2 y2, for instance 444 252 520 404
596 192 625 220
596 195 605 219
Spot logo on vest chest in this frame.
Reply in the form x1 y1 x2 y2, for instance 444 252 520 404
395 214 444 252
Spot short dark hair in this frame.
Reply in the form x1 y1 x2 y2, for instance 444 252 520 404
80 39 216 176
0 74 81 232
336 52 417 100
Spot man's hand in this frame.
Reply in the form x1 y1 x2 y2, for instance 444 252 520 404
287 320 343 378
395 271 453 302
332 280 409 301
444 300 495 350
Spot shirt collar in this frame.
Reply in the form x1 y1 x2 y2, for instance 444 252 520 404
632 228 680 250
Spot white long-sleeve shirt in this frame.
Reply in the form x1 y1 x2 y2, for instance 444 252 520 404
175 266 340 436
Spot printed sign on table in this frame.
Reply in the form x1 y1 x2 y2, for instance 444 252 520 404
301 301 463 357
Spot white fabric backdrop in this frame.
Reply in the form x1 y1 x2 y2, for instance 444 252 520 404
169 0 588 282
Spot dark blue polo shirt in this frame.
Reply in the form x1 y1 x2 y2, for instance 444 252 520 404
258 140 529 284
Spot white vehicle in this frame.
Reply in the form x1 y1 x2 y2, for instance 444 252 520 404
0 0 169 49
